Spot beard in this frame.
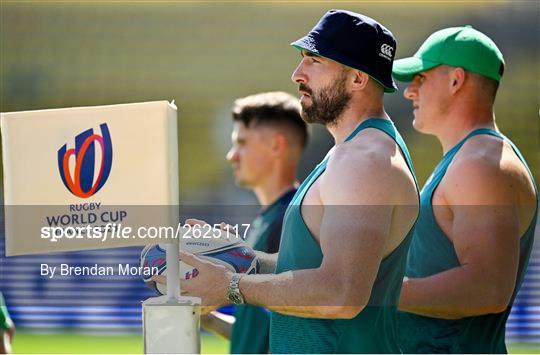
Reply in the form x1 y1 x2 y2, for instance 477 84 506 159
300 70 351 126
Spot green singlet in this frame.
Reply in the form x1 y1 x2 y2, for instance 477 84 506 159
270 118 419 354
398 128 538 353
230 190 296 354
0 293 12 330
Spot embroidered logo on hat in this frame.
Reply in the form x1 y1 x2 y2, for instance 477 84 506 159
380 44 394 61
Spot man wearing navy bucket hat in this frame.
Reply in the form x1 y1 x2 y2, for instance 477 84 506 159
392 26 538 353
177 10 419 353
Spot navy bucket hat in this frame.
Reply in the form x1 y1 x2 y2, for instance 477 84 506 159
292 9 398 93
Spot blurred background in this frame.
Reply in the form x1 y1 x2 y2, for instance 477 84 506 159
0 1 538 353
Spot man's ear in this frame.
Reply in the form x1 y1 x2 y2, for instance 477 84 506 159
449 67 466 94
272 132 288 157
351 70 370 91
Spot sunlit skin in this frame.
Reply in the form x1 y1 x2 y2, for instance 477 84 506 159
197 112 302 339
155 48 419 321
398 65 537 319
295 52 335 107
402 65 499 153
293 51 352 127
225 121 299 207
403 66 453 135
226 122 274 189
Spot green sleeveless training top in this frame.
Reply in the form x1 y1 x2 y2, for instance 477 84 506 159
398 128 538 353
230 189 295 354
270 118 419 353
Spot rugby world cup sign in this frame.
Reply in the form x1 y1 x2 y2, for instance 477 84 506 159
1 101 179 255
58 123 113 199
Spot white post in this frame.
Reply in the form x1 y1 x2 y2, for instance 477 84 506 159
143 295 201 354
166 238 180 301
143 224 201 353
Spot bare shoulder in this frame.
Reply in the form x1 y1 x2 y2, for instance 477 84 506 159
444 134 535 205
320 127 416 205
330 128 393 165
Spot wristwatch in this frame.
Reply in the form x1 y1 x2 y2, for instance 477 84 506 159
227 274 245 305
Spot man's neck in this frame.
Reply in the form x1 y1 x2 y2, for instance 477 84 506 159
327 104 389 144
436 112 497 155
433 91 499 154
253 175 296 207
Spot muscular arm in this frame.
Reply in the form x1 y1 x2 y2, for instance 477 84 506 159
178 137 408 319
200 311 235 339
239 209 390 318
236 145 394 319
399 157 521 319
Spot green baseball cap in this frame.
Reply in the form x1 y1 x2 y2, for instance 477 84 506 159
393 25 505 82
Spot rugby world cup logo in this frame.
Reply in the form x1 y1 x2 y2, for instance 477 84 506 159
57 123 113 198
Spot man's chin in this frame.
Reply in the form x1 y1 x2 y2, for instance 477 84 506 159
234 177 251 188
300 101 311 113
300 96 312 106
300 112 316 124
412 118 430 134
301 110 338 126
300 108 324 125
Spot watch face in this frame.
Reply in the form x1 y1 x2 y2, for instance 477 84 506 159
228 290 244 305
228 274 245 305
230 293 241 304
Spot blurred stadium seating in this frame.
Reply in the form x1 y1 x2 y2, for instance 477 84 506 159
0 1 538 350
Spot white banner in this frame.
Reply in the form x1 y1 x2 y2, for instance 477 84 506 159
1 101 179 255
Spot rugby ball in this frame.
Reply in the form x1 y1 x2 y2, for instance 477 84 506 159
140 237 259 295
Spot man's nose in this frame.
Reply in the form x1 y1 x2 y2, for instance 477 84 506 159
404 80 418 100
291 60 307 84
226 147 238 162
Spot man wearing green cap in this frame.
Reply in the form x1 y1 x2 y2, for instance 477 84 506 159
393 26 537 353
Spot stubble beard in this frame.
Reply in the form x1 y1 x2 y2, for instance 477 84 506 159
300 70 352 127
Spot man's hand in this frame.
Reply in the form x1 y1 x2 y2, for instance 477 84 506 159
153 218 246 314
153 251 233 313
181 251 233 310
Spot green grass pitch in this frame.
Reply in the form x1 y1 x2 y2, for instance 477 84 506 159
13 331 228 354
12 330 540 354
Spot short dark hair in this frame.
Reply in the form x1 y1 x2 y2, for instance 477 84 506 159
232 92 308 148
471 72 500 103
